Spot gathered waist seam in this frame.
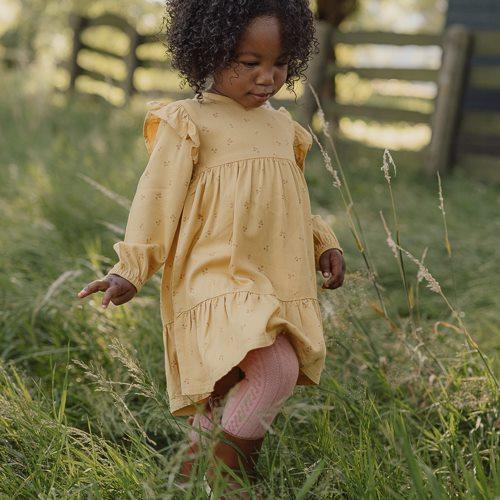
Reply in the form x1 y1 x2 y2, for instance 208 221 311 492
166 289 320 324
193 155 296 174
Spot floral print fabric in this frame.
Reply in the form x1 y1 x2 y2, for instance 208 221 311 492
107 91 342 416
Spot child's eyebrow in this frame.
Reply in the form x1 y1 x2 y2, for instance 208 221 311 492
237 51 288 58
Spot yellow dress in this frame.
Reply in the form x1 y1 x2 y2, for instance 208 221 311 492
107 91 342 416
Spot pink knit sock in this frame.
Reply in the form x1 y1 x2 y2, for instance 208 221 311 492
219 332 299 439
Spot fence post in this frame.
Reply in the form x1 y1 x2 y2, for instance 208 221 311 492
123 28 140 104
300 19 334 126
68 14 87 92
427 24 471 175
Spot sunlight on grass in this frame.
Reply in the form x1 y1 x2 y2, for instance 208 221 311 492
339 118 431 150
335 43 442 69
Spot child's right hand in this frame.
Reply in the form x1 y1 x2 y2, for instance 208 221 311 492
77 274 137 309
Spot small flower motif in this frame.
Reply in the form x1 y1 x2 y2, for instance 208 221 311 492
258 219 264 229
210 147 218 154
265 122 273 128
247 253 252 260
255 187 262 195
175 142 181 150
263 244 270 251
202 267 209 275
275 140 282 146
154 192 162 200
226 137 234 146
243 117 250 122
252 146 260 154
244 201 250 210
146 236 152 243
140 193 146 200
242 225 248 232
155 218 161 226
258 264 264 272
163 160 171 167
139 223 144 230
287 272 296 280
168 214 176 223
196 213 204 222
201 125 210 133
228 122 234 128
212 112 220 118
279 230 286 239
265 201 271 209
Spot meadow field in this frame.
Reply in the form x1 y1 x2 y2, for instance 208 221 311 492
0 67 498 498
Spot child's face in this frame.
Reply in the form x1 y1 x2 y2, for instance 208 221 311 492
209 15 289 109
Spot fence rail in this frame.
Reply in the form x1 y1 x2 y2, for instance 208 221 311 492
63 13 172 103
299 22 471 174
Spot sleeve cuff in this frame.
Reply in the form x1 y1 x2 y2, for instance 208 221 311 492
106 263 144 294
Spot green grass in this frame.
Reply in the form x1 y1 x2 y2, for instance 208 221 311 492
0 66 498 498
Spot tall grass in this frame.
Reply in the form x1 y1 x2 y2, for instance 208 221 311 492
0 66 498 497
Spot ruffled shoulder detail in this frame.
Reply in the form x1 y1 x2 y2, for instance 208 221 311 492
277 106 313 171
143 100 200 163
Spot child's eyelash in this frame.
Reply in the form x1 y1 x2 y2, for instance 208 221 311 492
242 62 288 67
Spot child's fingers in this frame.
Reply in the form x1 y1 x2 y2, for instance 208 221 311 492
110 288 136 306
77 279 110 298
322 252 344 289
101 285 121 308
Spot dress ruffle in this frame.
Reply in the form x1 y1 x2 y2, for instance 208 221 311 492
143 100 200 163
163 290 326 416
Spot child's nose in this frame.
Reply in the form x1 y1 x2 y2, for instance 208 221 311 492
256 67 276 85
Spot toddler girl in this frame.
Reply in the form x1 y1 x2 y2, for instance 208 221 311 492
77 0 345 495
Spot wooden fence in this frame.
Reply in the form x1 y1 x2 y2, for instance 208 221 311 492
444 0 500 181
63 13 186 102
61 13 474 176
300 21 471 175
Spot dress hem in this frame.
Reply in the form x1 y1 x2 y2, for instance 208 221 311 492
162 290 326 417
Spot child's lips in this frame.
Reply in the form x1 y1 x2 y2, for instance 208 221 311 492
249 92 271 101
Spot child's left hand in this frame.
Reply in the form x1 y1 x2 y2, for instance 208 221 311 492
319 248 345 289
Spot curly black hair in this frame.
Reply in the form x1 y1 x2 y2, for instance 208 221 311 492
159 0 319 103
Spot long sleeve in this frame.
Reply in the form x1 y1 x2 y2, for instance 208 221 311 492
106 101 200 293
311 214 343 271
277 106 343 271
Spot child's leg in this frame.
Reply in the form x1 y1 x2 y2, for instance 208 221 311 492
187 365 243 443
220 332 299 439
